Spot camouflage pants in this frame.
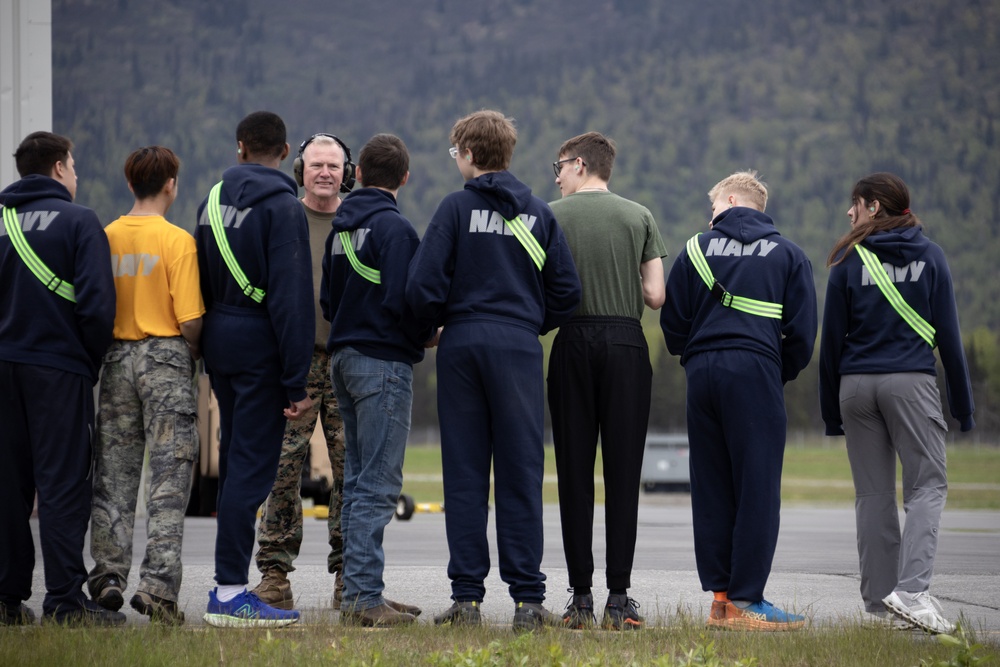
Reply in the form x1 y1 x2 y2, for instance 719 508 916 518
88 337 197 603
255 349 345 574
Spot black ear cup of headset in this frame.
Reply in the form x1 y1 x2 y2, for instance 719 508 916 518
293 133 356 192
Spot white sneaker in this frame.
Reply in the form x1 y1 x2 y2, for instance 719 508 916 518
882 591 956 634
866 610 914 630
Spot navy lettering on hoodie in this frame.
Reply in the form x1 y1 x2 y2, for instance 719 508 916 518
0 174 115 382
320 187 430 365
404 170 581 335
819 226 975 435
660 206 817 384
195 164 314 401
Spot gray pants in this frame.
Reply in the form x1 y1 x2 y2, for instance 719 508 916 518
840 373 948 613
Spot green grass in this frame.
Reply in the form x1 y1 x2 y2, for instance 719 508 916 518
3 615 996 667
401 441 1000 510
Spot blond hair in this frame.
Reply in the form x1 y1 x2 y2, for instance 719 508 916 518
708 169 768 212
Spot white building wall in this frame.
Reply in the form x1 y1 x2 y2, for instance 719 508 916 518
1 0 53 188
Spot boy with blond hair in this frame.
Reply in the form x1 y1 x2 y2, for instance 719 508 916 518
660 170 816 631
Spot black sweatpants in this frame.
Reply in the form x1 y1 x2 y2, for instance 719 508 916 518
547 317 652 591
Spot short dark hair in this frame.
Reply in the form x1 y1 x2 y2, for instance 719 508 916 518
236 111 287 160
559 132 616 181
14 131 73 177
358 134 409 190
124 146 180 200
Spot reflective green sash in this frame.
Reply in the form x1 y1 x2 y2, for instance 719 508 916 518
686 234 782 319
207 182 266 303
1 205 76 302
338 231 381 284
855 244 936 347
507 216 546 271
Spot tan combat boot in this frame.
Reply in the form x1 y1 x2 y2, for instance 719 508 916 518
252 568 294 610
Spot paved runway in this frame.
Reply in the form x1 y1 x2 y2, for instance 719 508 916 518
27 497 1000 635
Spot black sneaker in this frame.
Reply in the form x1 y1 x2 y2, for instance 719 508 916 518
94 575 125 612
512 602 560 633
433 600 481 626
561 590 595 629
1 601 36 626
602 593 643 630
130 591 185 625
42 599 127 627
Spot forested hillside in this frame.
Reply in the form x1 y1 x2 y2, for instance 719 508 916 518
50 0 1000 436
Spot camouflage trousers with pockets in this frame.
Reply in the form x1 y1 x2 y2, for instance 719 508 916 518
88 337 197 603
256 348 345 575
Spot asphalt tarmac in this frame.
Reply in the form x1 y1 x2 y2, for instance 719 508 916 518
26 496 1000 636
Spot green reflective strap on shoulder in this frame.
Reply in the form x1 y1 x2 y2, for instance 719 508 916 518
207 182 266 303
506 216 546 271
855 244 936 347
686 234 715 290
685 233 782 319
1 205 76 302
338 231 381 284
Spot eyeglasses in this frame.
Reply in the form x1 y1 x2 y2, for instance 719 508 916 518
552 157 583 178
449 147 459 159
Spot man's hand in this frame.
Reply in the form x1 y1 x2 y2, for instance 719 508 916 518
424 327 443 349
283 396 314 420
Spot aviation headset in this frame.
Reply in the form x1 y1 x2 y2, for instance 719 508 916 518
293 133 356 192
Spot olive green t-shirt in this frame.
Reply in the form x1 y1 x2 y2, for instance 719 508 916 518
304 202 335 346
549 190 667 320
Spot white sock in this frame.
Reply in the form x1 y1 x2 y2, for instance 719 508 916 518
215 585 246 603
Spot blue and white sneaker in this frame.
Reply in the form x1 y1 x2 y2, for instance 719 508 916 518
203 588 300 628
724 599 805 631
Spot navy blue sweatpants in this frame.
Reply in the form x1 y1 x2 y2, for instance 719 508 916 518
437 317 547 604
202 305 289 587
0 361 93 615
684 349 786 603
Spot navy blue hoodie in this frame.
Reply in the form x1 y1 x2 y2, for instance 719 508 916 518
195 163 314 401
0 175 115 382
405 170 581 335
660 206 817 383
320 187 429 365
819 226 975 435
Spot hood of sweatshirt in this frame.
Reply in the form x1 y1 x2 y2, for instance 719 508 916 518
463 170 532 221
860 225 929 265
709 206 778 244
219 164 298 210
331 188 398 233
0 174 72 208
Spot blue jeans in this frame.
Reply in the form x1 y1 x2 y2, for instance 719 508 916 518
330 347 413 611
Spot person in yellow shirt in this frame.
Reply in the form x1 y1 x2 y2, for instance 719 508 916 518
87 146 205 624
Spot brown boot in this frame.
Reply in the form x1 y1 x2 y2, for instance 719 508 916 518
332 573 344 610
340 602 416 627
252 568 294 611
385 598 422 617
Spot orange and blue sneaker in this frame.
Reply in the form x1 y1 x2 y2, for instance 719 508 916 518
602 593 644 630
203 588 300 628
723 599 805 631
706 591 729 628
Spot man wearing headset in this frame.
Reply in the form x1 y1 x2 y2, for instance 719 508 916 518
252 133 351 611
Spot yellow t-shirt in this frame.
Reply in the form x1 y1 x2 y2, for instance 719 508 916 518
105 214 205 340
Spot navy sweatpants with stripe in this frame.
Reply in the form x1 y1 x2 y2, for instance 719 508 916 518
0 361 93 615
437 317 547 604
684 349 786 603
202 305 289 587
